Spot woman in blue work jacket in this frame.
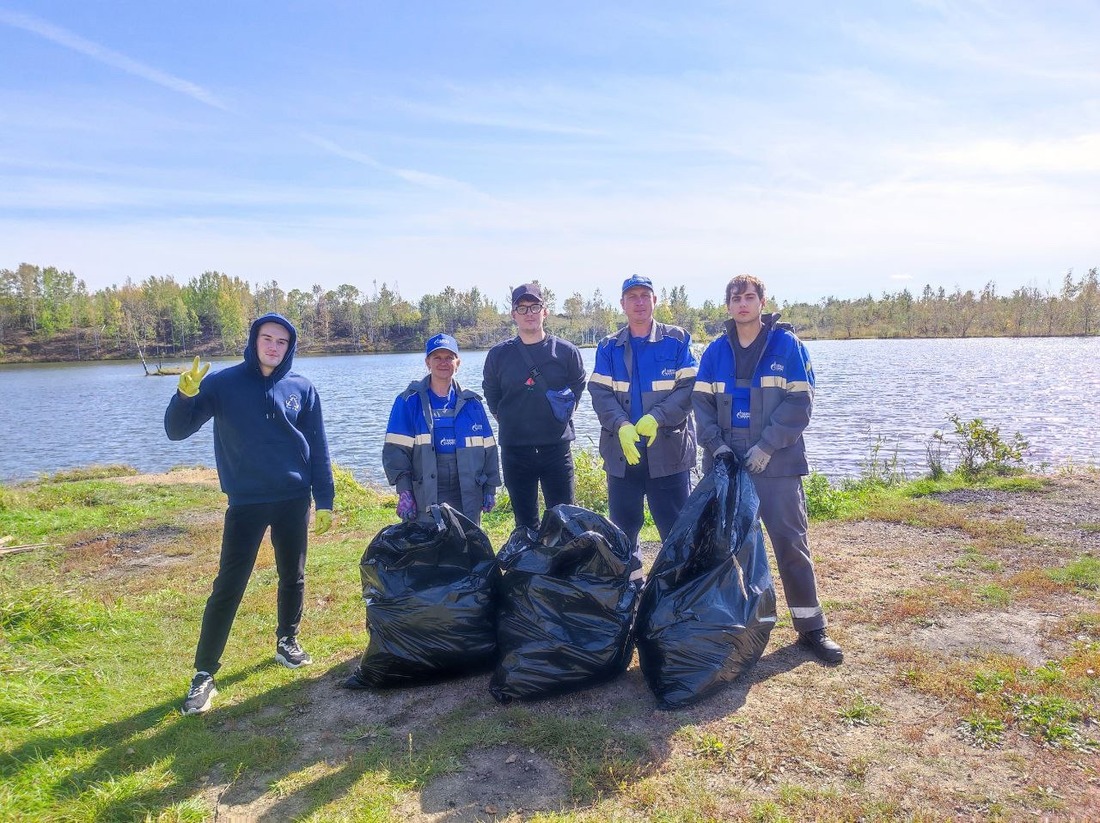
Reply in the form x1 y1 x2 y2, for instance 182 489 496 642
382 333 501 526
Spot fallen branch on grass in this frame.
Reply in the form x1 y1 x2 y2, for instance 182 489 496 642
0 543 51 557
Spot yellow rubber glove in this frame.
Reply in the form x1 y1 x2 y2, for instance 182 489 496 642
618 423 641 466
635 414 659 447
314 509 333 535
178 356 210 398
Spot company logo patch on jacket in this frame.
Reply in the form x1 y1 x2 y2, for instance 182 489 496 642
471 422 484 432
285 394 301 411
770 362 784 372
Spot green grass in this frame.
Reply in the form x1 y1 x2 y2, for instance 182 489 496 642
1046 556 1100 590
0 466 224 544
958 712 1005 748
975 583 1012 606
801 466 1048 524
3 460 1098 821
836 694 882 726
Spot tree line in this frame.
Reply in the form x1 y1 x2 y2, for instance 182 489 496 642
0 263 1097 362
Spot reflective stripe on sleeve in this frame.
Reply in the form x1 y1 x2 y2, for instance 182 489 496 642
464 435 497 448
761 376 812 394
692 381 724 395
589 372 614 388
384 433 415 447
589 373 629 391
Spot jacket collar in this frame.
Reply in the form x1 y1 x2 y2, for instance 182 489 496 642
723 312 781 343
613 321 666 346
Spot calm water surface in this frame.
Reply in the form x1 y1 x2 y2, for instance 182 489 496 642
2 337 1097 487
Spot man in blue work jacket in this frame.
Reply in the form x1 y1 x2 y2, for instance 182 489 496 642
693 274 843 665
589 275 698 583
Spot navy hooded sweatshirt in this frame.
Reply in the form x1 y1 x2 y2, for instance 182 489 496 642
164 313 335 509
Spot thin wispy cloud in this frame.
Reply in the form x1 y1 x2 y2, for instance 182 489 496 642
0 9 226 110
304 134 479 193
388 94 606 138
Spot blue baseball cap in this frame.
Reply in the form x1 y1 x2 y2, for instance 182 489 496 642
425 333 459 357
621 274 654 294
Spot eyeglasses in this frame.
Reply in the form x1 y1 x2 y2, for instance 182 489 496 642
513 303 544 315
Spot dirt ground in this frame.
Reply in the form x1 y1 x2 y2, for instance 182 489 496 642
162 474 1100 819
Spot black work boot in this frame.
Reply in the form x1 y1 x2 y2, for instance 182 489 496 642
798 629 844 666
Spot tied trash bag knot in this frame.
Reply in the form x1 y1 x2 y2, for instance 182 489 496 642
345 504 500 689
490 504 640 703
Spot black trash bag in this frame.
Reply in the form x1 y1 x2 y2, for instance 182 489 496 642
344 503 500 689
489 504 639 703
635 454 777 709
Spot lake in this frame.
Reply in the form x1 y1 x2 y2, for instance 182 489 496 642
2 336 1098 488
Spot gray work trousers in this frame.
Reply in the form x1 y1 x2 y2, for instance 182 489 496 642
749 474 825 632
730 435 825 632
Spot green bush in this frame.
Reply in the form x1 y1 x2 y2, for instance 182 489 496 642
858 434 906 486
804 472 847 520
929 415 1029 478
573 448 609 515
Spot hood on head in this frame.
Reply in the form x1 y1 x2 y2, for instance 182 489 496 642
245 313 298 377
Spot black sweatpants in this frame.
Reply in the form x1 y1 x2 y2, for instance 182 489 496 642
193 496 310 675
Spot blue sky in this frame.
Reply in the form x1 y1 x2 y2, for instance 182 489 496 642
2 1 1098 308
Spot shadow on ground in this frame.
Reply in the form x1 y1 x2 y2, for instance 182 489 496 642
3 635 820 822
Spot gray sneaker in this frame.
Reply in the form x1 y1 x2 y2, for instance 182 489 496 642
182 671 217 715
275 636 313 669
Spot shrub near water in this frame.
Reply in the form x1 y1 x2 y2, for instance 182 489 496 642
928 414 1029 478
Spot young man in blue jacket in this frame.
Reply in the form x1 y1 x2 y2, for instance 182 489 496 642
589 275 698 582
165 313 335 714
693 275 843 665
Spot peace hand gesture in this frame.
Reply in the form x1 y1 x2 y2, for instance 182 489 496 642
178 356 210 398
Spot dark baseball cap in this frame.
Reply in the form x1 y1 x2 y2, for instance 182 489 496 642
425 333 459 357
511 283 544 306
621 274 654 294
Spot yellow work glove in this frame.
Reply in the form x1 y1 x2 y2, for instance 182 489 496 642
314 509 333 535
618 423 641 466
635 414 659 447
178 356 210 398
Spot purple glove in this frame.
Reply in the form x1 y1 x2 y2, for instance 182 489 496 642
396 490 417 521
482 490 496 514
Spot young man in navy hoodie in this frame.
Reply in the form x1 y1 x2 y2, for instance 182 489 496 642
166 313 335 714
